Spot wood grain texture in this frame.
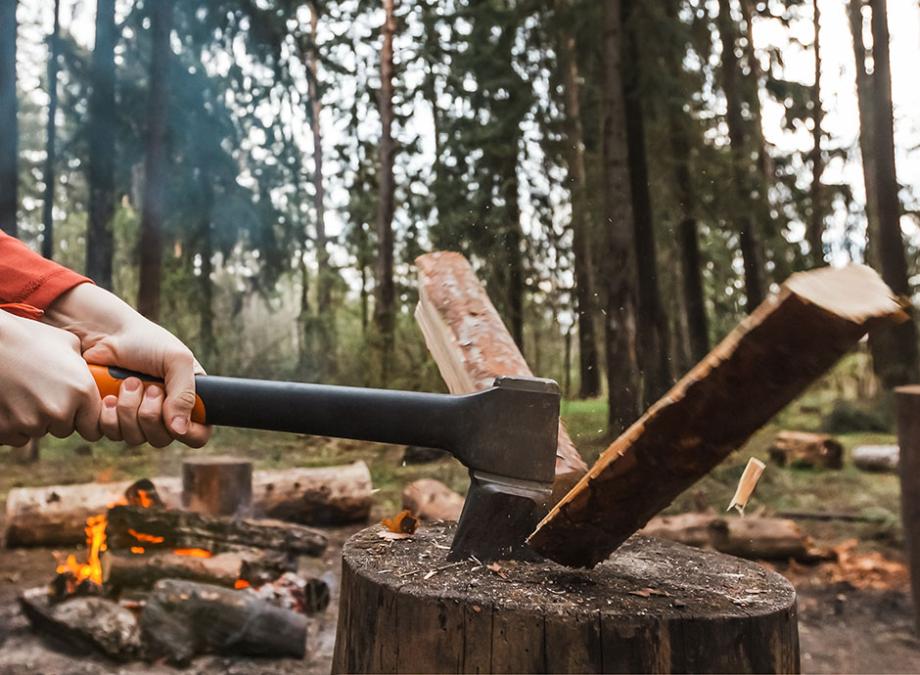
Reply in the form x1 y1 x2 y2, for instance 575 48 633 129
415 251 588 500
182 456 252 516
529 265 905 567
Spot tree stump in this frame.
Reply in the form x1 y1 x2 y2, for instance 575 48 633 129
182 456 253 516
332 523 799 674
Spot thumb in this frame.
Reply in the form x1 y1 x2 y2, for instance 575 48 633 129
162 350 198 436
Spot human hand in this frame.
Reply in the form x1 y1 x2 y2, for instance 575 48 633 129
0 311 103 446
44 284 211 448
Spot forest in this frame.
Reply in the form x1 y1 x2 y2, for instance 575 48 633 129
1 0 919 436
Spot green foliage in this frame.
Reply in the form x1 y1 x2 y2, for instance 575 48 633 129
824 398 894 434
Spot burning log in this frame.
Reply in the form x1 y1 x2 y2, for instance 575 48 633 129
402 478 464 521
106 505 328 557
182 456 253 516
141 579 308 665
768 431 843 469
19 587 142 661
415 252 588 500
102 549 295 591
530 265 906 567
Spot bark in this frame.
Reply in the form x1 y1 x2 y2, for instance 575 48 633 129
402 478 464 521
866 0 920 388
41 0 61 259
768 430 843 469
897 388 920 632
808 0 825 266
530 265 905 567
137 0 173 320
415 251 588 500
332 522 799 674
718 0 766 313
182 456 253 517
373 0 397 385
601 0 641 433
0 0 18 236
623 0 672 404
86 0 115 288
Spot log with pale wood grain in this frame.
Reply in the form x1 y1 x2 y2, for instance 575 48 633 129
529 265 906 567
415 252 588 500
402 478 465 521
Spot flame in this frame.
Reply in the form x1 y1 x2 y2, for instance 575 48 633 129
130 546 145 554
234 579 251 590
136 489 155 509
173 548 213 558
128 529 165 544
56 514 107 586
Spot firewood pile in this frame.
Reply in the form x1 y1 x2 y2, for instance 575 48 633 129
11 457 368 665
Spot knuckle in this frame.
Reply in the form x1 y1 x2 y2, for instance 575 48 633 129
174 389 198 409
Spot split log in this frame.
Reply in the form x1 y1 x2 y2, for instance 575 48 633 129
141 579 307 665
853 444 899 472
639 513 810 561
530 265 906 567
252 461 373 525
182 456 252 516
106 505 327 556
415 252 588 500
768 431 843 469
19 587 142 661
4 462 372 547
402 478 464 521
332 522 799 674
103 550 295 590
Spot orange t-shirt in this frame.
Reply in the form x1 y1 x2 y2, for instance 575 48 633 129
0 231 91 317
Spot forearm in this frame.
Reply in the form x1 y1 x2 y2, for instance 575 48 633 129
43 283 138 347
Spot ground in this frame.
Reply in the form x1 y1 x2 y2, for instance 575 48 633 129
0 374 918 673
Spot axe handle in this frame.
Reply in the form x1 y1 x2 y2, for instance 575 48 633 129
89 364 466 451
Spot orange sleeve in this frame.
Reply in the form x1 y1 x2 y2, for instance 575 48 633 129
0 231 92 310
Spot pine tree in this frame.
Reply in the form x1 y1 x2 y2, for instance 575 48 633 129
41 0 62 259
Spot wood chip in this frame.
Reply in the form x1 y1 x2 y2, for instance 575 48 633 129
728 457 767 514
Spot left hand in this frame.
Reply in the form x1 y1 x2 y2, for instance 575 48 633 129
44 284 212 448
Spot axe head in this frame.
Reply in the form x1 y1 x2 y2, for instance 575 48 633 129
447 376 559 562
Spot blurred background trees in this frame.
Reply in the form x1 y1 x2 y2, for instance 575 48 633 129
2 0 919 435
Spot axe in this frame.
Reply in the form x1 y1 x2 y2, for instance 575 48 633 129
89 365 559 562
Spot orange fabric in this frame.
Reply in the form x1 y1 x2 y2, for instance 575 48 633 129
0 231 91 310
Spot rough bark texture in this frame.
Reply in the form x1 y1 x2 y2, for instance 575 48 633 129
373 0 397 384
768 431 843 470
41 0 61 259
415 251 588 500
106 505 327 556
182 456 253 517
0 0 18 235
103 550 294 590
897 387 920 632
865 0 920 389
601 0 641 433
807 0 825 266
86 0 115 288
332 522 800 674
402 478 464 521
530 265 905 567
141 579 307 665
137 0 172 319
718 0 765 313
559 28 600 399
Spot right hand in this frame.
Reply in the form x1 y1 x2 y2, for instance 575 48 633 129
0 310 103 447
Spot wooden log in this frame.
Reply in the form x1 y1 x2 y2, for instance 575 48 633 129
402 478 464 521
331 522 799 674
852 444 899 472
530 265 906 567
106 505 327 556
897 386 920 632
768 431 843 469
415 252 588 500
103 550 295 590
252 460 373 525
4 462 372 547
19 587 142 661
182 456 253 516
141 579 307 665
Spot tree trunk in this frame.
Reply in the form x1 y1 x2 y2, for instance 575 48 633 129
86 0 115 288
373 0 397 385
718 0 766 313
601 0 641 434
502 167 526 354
808 0 825 267
137 0 173 320
0 0 18 236
623 0 672 405
866 0 920 388
197 172 216 365
41 0 61 259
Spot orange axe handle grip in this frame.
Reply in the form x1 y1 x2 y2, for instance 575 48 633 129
87 363 208 424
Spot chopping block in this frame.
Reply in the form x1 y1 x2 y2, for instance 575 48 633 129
332 522 799 674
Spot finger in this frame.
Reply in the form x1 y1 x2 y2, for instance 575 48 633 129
99 395 121 441
137 386 173 448
74 379 103 443
178 421 212 449
116 377 145 446
0 432 32 447
162 351 198 438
